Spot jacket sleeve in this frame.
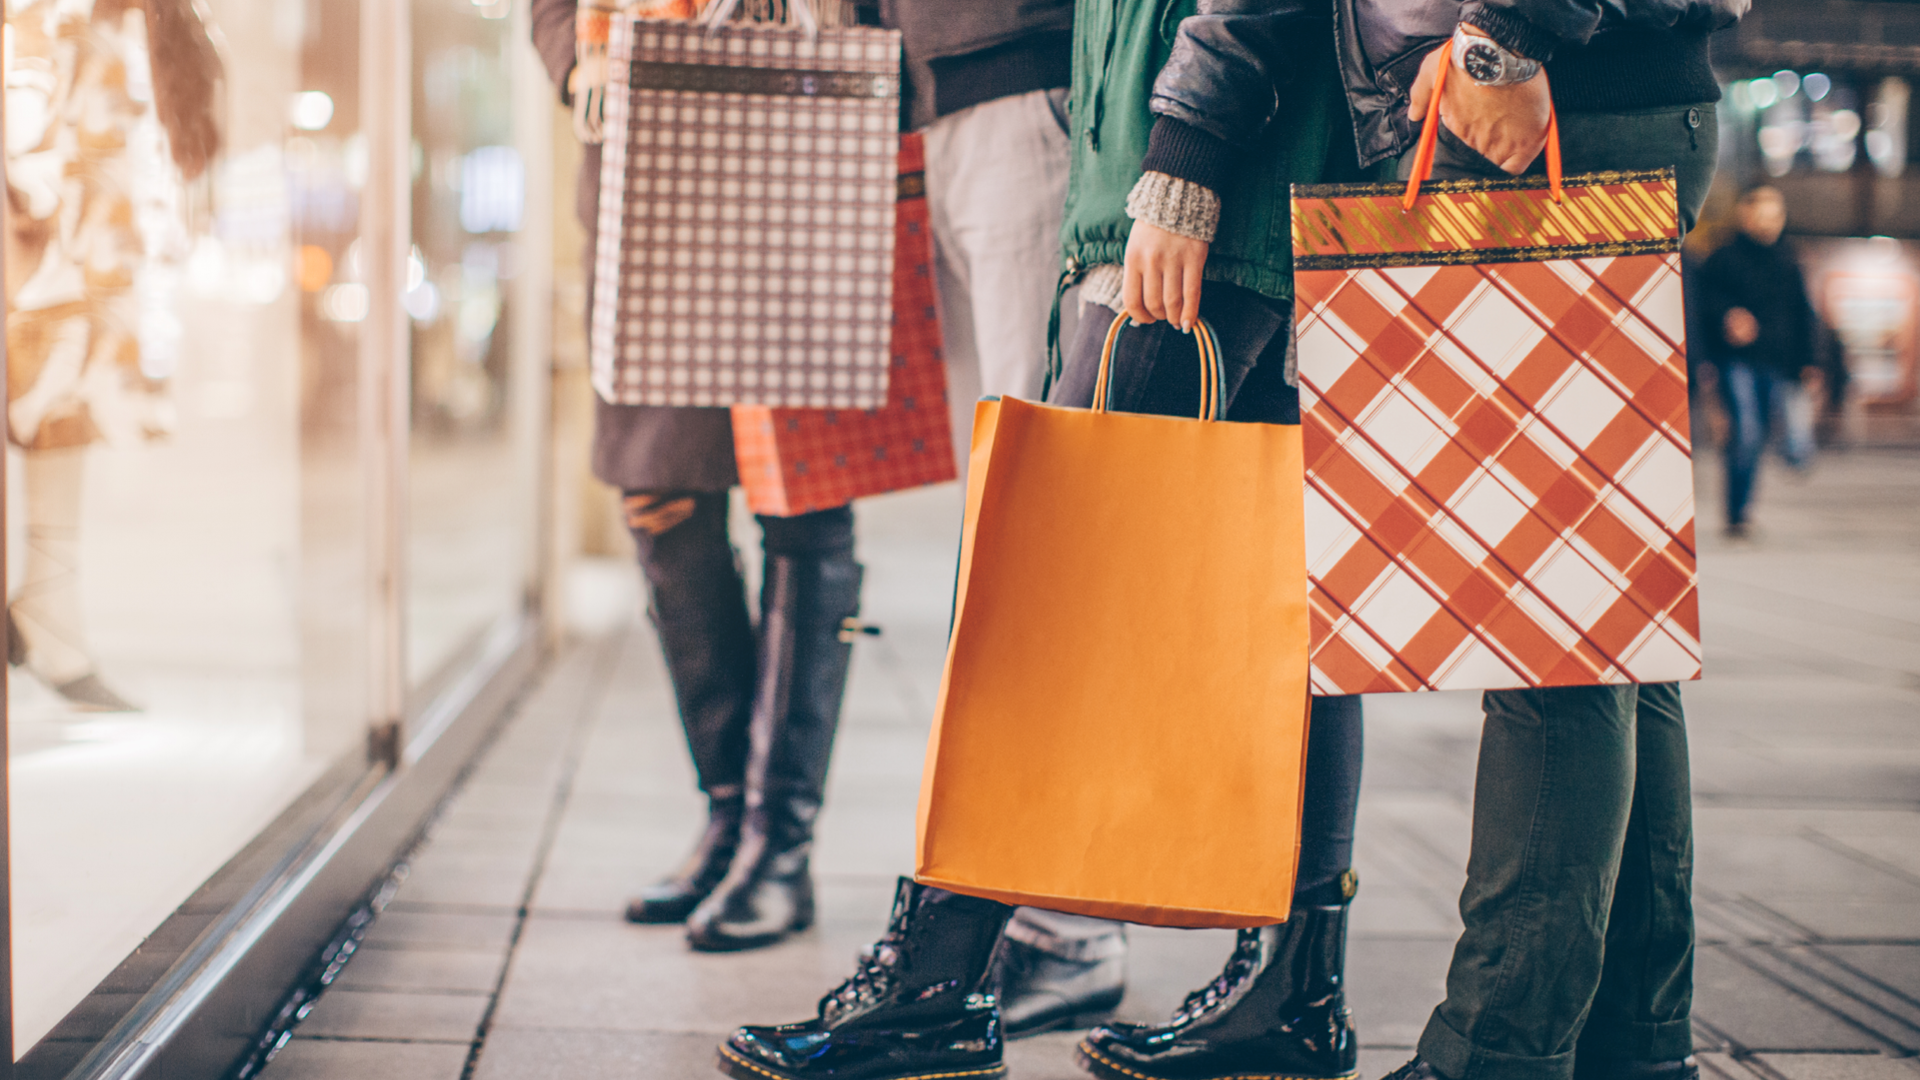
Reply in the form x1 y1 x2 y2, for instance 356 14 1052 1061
1143 0 1327 194
530 0 579 103
1790 255 1819 371
1459 0 1747 62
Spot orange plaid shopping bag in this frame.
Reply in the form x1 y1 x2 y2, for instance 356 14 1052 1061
1291 73 1701 695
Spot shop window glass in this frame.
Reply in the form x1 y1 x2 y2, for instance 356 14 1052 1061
5 0 368 1053
406 0 540 690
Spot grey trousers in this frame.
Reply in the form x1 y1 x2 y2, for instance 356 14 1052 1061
923 87 1078 459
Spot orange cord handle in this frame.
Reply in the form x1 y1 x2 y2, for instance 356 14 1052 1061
1094 313 1224 421
1401 43 1562 211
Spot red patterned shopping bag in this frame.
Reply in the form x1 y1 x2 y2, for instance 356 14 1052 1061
1291 119 1701 695
732 133 956 516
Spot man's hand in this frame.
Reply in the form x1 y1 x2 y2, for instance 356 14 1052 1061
1123 221 1208 331
1407 33 1551 175
1724 307 1760 349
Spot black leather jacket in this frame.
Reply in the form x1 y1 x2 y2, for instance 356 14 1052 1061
1149 0 1745 176
1339 0 1744 165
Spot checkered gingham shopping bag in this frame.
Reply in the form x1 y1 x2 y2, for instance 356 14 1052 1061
591 15 902 409
1291 163 1702 695
732 133 955 516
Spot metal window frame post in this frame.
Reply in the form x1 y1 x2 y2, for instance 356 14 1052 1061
361 0 412 766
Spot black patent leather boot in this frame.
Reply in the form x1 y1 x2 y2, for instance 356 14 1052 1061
625 789 744 924
1078 904 1358 1080
718 878 1014 1080
625 493 757 925
687 550 861 952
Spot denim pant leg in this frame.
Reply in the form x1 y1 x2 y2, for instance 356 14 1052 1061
1400 103 1709 1080
1774 375 1815 468
1578 682 1695 1063
1718 361 1770 527
1417 686 1640 1080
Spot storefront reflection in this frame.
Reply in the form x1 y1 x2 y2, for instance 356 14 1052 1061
407 0 538 691
5 0 364 1051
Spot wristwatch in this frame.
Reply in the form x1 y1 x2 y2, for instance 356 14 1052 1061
1451 28 1541 86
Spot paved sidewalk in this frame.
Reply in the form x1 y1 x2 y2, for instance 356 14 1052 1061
259 450 1920 1080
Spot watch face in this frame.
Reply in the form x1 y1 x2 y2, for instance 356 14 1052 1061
1462 41 1504 84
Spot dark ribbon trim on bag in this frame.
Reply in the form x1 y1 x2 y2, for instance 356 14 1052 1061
627 60 900 99
1295 236 1680 271
1291 167 1675 200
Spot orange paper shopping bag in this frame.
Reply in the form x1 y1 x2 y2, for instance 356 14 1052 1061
914 317 1312 929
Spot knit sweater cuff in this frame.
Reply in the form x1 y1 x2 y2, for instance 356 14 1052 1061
1078 264 1127 314
1458 5 1560 63
1125 172 1222 244
1140 116 1234 194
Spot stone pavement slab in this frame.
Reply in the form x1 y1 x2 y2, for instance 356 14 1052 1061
261 452 1920 1079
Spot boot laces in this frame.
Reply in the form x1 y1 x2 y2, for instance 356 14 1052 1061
820 940 900 1021
1172 929 1261 1024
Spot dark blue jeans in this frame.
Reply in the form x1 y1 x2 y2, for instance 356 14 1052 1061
1718 359 1810 528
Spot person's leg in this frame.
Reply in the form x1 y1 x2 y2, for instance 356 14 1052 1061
687 504 862 951
12 444 138 711
1081 694 1363 1080
1415 686 1638 1080
1393 103 1714 1080
1575 683 1694 1077
1775 370 1815 470
1718 361 1764 532
622 490 757 924
924 144 984 464
1058 293 1364 1080
994 287 1301 1040
924 88 1073 471
924 88 1073 406
720 878 1017 1080
1720 361 1758 530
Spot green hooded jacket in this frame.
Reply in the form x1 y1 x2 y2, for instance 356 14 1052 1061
1059 0 1361 302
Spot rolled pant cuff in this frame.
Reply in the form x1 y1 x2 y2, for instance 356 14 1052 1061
1419 1009 1575 1080
1578 1017 1694 1063
1002 911 1127 962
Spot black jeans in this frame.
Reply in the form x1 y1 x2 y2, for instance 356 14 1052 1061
1055 284 1364 905
1400 104 1712 1080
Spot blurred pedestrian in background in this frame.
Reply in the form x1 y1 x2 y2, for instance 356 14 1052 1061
533 0 866 954
1700 183 1820 540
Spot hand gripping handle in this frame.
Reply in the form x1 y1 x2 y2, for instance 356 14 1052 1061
1401 45 1562 210
1092 313 1226 422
